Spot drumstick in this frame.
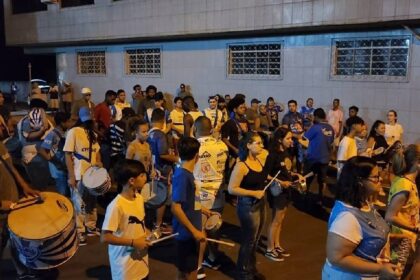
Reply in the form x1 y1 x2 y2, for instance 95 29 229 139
263 169 282 192
150 233 179 245
206 238 235 247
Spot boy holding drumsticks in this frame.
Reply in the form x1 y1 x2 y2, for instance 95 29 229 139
101 159 151 280
171 137 213 280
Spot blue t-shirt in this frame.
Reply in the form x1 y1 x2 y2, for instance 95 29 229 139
172 167 202 241
300 106 315 128
304 122 334 164
147 128 172 176
41 127 66 177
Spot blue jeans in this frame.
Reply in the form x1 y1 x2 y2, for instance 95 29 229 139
236 197 266 280
54 171 69 197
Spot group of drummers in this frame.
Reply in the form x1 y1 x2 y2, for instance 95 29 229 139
0 86 417 280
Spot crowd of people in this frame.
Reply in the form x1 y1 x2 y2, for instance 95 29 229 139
0 81 418 280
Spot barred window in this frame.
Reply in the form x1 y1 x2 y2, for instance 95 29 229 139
125 48 161 76
331 37 410 82
227 43 282 79
77 51 106 75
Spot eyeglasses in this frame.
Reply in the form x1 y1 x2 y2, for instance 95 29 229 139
367 175 381 183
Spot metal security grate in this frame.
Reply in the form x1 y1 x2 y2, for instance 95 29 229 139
331 37 410 82
125 48 161 76
77 51 106 75
227 43 282 79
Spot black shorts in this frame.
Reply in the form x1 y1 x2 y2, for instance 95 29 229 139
176 238 199 273
267 189 290 210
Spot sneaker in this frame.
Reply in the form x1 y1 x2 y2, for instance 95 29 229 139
202 257 221 270
86 227 101 236
275 246 291 257
16 274 37 280
264 250 284 262
374 200 386 207
197 267 206 279
78 233 87 246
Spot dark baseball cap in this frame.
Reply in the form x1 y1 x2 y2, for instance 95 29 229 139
251 98 261 104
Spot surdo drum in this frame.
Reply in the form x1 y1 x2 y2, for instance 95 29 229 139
82 166 111 196
7 192 78 269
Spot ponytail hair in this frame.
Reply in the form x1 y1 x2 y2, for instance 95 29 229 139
391 144 419 176
238 132 261 161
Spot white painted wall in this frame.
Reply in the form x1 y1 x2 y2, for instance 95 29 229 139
44 30 420 144
4 0 420 46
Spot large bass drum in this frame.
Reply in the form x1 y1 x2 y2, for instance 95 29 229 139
7 192 78 269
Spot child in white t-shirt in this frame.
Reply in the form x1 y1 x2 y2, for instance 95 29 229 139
337 116 365 177
101 159 151 280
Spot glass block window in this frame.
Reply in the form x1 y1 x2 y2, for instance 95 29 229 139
77 50 106 75
331 37 410 82
125 48 161 76
227 43 282 79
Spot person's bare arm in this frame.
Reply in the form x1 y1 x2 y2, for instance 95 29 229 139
222 138 238 156
327 232 401 278
228 162 264 199
183 114 193 137
101 230 150 250
171 203 206 242
65 152 76 189
385 192 417 232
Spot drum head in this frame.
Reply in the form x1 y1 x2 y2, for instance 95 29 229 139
269 181 282 196
8 192 74 240
82 167 109 189
205 214 222 231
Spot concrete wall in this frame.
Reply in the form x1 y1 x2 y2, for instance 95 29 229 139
4 0 420 46
42 28 420 144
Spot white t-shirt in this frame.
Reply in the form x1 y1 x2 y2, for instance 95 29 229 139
102 194 149 280
193 136 228 209
336 136 357 175
63 127 100 180
115 101 131 121
327 109 344 136
203 108 223 128
384 123 403 145
329 202 362 244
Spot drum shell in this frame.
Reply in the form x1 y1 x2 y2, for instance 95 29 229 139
8 193 78 270
81 166 111 196
203 213 222 235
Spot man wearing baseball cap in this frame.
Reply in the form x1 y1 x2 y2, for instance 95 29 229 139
246 98 261 131
71 87 95 121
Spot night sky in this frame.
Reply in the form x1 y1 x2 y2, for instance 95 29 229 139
0 1 56 82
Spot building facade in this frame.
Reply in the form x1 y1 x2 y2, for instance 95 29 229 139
3 0 420 143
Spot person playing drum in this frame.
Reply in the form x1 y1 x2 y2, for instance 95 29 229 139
193 116 229 272
101 159 151 280
64 107 103 245
0 141 39 279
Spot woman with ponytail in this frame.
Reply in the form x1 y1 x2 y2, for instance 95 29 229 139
385 144 420 279
228 132 267 280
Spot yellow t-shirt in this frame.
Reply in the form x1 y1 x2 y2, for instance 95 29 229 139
388 176 419 240
126 139 152 172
